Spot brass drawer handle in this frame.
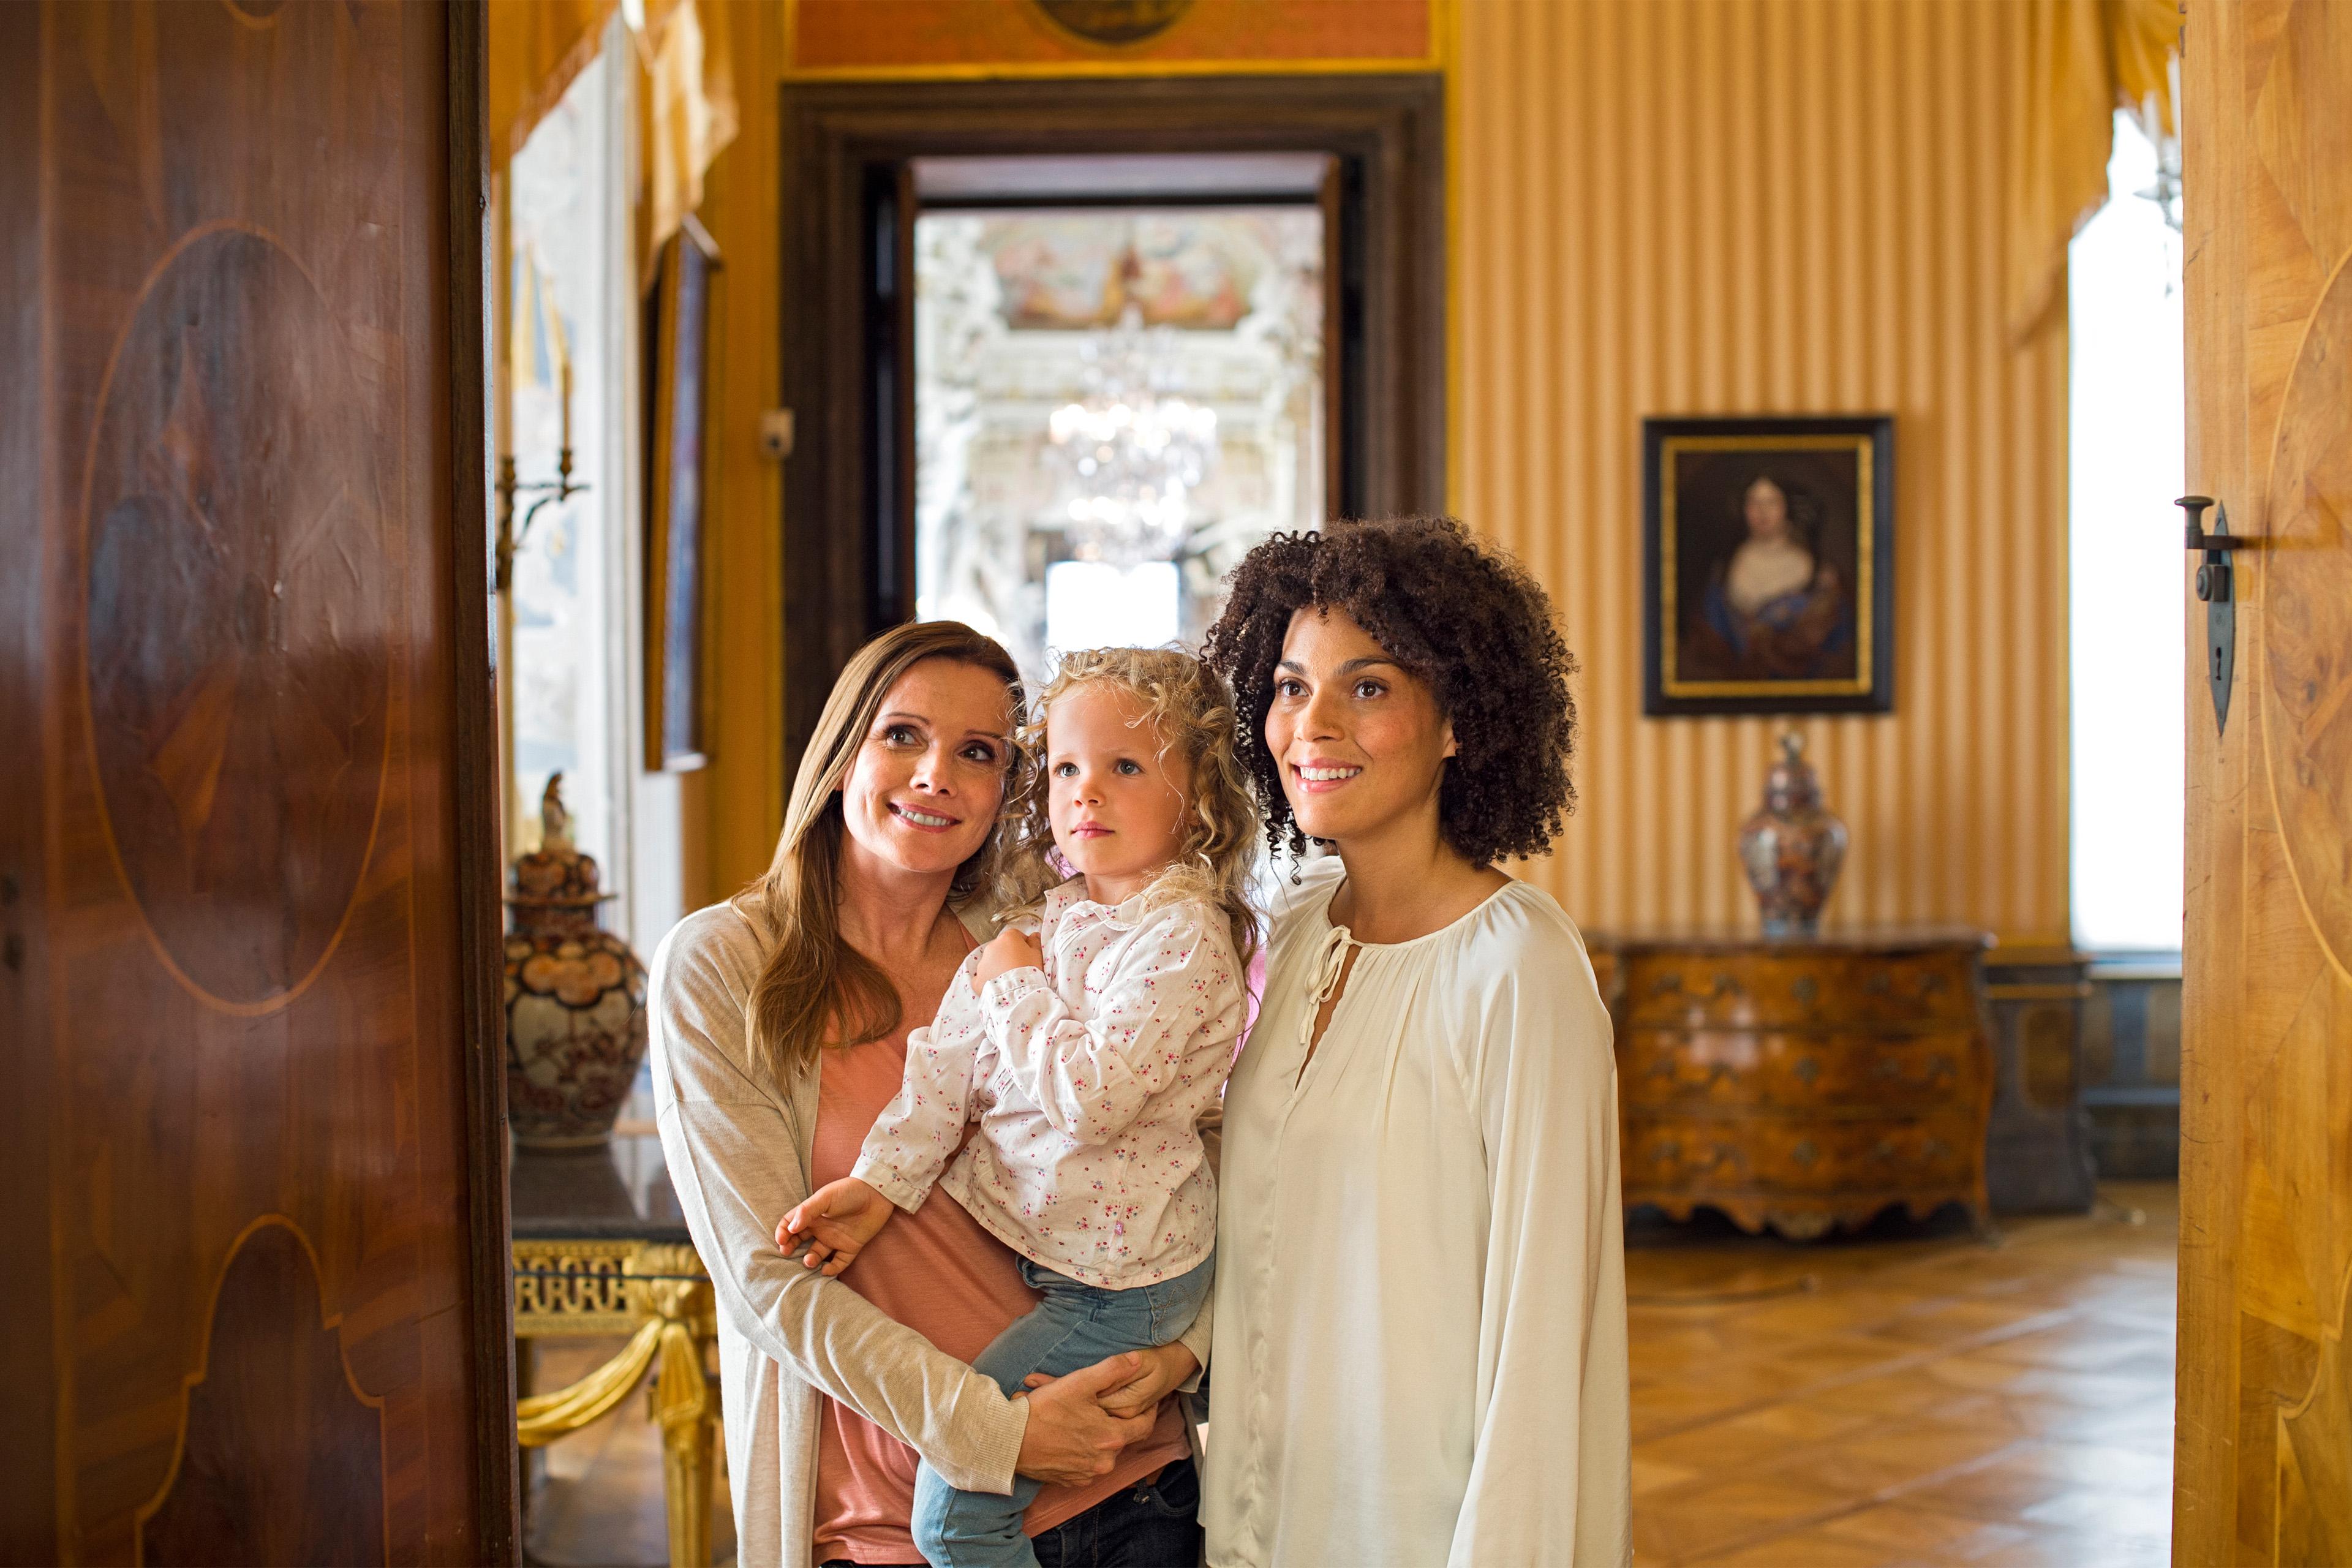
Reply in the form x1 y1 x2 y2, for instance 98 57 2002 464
1646 971 1745 1003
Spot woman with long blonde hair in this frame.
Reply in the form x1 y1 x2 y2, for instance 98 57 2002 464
778 645 1257 1568
649 622 1209 1568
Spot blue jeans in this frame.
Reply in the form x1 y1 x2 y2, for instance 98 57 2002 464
910 1254 1214 1568
820 1457 1200 1568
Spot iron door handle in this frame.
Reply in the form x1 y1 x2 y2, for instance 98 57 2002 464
2177 496 2245 736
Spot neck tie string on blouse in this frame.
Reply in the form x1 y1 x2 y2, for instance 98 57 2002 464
1297 922 1355 1072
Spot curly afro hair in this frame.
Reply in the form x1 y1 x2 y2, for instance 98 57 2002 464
1202 516 1579 869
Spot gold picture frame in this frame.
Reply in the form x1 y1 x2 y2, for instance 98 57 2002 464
1642 415 1896 717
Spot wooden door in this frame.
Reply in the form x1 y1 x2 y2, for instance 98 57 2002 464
0 2 515 1563
2176 1 2352 1561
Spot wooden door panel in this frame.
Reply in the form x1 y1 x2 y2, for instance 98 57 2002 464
6 2 511 1561
2179 0 2352 1560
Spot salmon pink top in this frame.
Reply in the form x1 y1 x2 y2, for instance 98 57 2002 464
810 1003 1191 1564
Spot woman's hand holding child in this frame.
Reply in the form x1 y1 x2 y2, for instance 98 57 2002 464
777 1176 895 1276
1023 1340 1199 1420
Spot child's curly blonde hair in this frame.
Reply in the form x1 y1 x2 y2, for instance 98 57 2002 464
995 646 1261 967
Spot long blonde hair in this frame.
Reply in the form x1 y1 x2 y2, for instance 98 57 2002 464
737 621 1023 1083
994 647 1260 968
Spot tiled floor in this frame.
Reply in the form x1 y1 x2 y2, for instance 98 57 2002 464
522 1183 2176 1567
1624 1183 2177 1567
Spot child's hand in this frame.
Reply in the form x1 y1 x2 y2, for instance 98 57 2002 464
974 926 1044 992
775 1177 894 1276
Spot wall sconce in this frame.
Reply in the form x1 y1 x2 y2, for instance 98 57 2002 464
494 448 589 595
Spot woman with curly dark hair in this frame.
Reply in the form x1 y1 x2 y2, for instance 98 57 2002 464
1196 516 1630 1567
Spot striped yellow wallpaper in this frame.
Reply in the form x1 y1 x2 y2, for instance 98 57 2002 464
1455 0 2071 946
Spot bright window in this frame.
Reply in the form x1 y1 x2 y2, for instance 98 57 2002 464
2069 113 2185 954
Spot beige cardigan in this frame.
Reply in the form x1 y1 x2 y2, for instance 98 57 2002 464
649 900 1215 1568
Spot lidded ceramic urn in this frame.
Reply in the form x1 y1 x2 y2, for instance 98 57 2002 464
1736 732 1850 937
503 775 649 1148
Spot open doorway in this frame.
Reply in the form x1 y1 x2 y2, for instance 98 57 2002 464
908 157 1330 684
776 74 1444 770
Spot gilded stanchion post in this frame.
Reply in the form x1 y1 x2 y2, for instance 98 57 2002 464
631 1244 717 1568
511 1240 717 1566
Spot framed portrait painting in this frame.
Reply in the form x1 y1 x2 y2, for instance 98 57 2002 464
1642 414 1895 717
646 216 722 771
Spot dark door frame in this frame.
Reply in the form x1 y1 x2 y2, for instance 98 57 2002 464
777 72 1446 771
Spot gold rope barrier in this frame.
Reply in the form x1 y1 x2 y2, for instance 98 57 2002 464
517 1316 665 1446
512 1243 717 1566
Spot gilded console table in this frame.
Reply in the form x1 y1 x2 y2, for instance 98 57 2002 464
511 1136 717 1568
1586 927 1996 1240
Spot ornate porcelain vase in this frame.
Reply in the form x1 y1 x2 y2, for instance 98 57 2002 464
1736 732 1850 937
504 775 649 1148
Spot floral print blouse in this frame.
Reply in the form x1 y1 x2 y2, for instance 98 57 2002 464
851 880 1246 1289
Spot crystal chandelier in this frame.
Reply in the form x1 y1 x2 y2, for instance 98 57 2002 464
1044 304 1218 567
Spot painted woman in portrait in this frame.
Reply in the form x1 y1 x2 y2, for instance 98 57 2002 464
1682 473 1856 682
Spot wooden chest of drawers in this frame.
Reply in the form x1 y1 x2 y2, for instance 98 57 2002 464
1586 929 1996 1239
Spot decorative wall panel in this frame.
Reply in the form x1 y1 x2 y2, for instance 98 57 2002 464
1457 0 2071 945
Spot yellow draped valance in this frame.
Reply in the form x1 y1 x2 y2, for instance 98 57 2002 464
2009 0 2180 342
636 0 738 266
489 0 738 256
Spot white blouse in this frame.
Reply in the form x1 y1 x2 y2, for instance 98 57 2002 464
1202 859 1632 1567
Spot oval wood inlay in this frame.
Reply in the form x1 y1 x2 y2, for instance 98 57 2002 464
82 225 390 1010
2262 259 2352 983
